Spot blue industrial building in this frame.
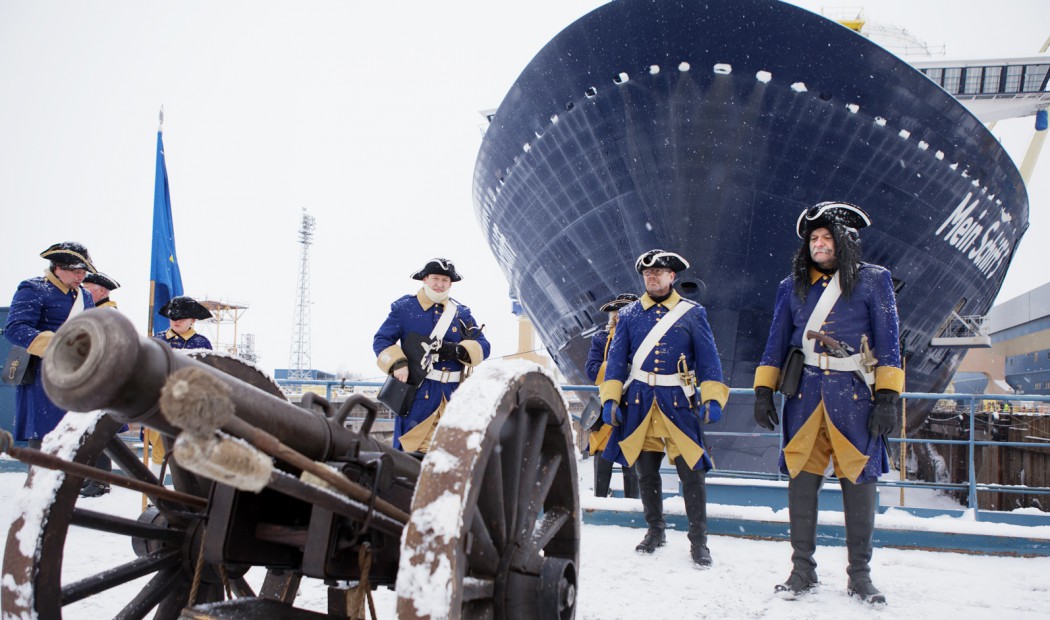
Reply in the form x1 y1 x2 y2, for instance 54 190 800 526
953 281 1050 398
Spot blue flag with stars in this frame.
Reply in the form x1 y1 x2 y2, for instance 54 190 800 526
150 129 184 334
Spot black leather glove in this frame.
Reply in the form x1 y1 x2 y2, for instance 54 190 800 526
869 389 899 437
754 386 779 431
459 319 484 341
437 342 466 362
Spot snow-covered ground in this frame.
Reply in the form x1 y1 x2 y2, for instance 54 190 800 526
2 457 1049 619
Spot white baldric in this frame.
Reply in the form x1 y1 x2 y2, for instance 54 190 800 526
623 299 696 398
419 299 461 382
801 272 874 389
68 287 89 320
429 299 458 340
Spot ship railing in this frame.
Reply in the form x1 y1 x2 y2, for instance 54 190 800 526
276 379 1050 521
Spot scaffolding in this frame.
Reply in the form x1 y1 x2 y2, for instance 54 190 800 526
930 311 992 348
197 299 257 362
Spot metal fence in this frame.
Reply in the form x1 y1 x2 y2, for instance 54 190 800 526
277 379 1050 520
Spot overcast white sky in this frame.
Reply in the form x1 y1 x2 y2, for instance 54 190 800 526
1 1 1048 379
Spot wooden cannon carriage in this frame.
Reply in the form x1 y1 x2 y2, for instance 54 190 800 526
1 309 579 619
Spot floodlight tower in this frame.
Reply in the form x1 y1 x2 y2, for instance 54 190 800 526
288 209 315 381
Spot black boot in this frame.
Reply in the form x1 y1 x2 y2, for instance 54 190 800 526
634 451 666 553
674 457 711 568
622 464 640 499
80 453 113 498
594 455 613 498
841 479 886 605
80 480 110 497
774 472 823 599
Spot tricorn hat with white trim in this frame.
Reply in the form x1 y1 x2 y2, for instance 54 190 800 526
635 249 690 274
796 201 871 238
84 272 120 291
411 258 463 282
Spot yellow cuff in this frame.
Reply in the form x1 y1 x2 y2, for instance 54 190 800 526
376 344 407 374
599 379 623 404
459 340 485 366
875 366 905 393
700 380 730 408
754 365 780 390
27 331 54 357
594 361 607 385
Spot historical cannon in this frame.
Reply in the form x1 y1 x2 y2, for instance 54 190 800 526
1 309 579 619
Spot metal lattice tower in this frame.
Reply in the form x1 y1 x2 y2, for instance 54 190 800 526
288 209 315 381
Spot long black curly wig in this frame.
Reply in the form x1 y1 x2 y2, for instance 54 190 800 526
792 222 862 301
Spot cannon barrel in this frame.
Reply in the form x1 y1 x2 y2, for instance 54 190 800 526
43 309 420 479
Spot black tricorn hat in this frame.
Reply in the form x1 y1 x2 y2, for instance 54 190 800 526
159 296 212 321
635 249 690 274
40 241 97 274
84 272 120 291
796 201 871 239
411 258 463 282
599 293 639 312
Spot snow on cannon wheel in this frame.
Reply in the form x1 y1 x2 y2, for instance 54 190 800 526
397 362 580 620
1 349 301 619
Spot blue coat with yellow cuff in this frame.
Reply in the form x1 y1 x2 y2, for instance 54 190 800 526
586 329 615 454
5 271 94 441
373 289 490 451
754 264 904 484
599 291 728 471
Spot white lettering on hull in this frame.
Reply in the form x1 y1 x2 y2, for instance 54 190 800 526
934 192 1013 279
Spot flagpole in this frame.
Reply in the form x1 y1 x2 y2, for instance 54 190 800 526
148 106 164 338
146 105 173 507
147 281 156 336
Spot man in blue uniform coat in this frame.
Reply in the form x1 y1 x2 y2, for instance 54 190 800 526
147 295 213 466
373 258 490 453
154 296 214 350
83 272 120 310
585 293 639 499
5 242 96 447
599 249 729 567
80 271 124 496
753 202 903 605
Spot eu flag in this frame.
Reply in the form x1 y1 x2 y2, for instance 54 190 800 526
149 128 184 334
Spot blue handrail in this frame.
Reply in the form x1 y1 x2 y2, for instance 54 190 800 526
277 379 1050 521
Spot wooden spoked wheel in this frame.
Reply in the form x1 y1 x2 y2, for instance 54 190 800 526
397 365 580 620
1 352 288 619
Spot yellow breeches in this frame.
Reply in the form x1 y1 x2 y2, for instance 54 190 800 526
398 398 447 454
618 400 705 469
144 429 165 465
782 400 869 483
589 425 612 454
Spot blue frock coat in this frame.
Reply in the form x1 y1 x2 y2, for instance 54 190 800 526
599 291 728 470
373 289 490 451
754 264 905 483
5 271 94 440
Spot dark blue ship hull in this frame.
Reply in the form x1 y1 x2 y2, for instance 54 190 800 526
473 0 1029 472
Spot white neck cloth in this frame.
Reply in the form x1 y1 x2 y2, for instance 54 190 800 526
423 285 450 303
